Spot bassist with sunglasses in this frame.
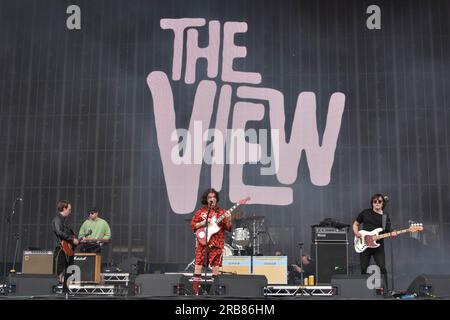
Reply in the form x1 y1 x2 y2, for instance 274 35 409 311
352 194 398 294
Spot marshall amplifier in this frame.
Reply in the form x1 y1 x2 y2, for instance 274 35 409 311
312 227 348 242
73 253 101 284
22 250 54 275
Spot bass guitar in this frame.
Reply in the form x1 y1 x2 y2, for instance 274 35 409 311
354 223 423 253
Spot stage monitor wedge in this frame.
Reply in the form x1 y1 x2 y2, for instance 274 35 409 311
211 274 267 297
331 274 384 299
9 274 59 296
407 274 450 298
134 273 192 296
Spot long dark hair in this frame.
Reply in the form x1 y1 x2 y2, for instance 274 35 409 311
370 193 386 210
201 188 220 205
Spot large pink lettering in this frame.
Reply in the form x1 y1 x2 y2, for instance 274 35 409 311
237 87 346 185
147 18 346 214
147 71 216 213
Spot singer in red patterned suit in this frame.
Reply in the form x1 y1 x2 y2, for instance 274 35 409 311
191 188 232 294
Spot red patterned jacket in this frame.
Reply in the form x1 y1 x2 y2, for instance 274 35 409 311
191 206 232 248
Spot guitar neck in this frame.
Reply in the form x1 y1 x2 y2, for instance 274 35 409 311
215 203 240 224
373 228 410 240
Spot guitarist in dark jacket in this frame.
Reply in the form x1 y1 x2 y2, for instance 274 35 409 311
52 200 78 291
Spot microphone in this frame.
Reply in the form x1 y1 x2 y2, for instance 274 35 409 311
12 197 23 207
7 198 23 222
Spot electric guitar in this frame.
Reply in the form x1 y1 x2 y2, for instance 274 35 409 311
354 223 423 253
195 197 251 246
60 230 92 256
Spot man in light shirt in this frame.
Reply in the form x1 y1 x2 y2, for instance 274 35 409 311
78 207 111 254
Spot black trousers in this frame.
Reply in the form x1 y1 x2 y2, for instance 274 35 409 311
360 245 388 291
53 247 74 293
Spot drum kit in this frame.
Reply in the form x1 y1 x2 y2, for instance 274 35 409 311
223 214 266 256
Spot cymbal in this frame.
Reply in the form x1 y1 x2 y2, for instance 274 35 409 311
241 215 265 221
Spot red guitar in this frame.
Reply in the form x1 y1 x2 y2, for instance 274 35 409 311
60 230 92 256
195 197 251 246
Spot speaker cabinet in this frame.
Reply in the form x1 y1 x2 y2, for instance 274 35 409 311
22 250 54 275
312 242 348 284
73 253 101 283
407 274 450 297
210 274 267 297
134 274 192 296
9 274 59 296
331 275 383 299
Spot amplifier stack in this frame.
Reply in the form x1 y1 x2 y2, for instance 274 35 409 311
311 226 349 284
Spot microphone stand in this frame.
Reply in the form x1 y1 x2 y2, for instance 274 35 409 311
11 233 20 273
252 217 256 256
390 231 394 294
389 215 395 295
385 199 394 296
202 204 213 295
2 198 21 294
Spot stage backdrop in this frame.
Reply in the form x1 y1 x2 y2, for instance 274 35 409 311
1 0 450 275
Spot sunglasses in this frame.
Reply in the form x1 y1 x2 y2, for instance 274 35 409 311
372 199 383 204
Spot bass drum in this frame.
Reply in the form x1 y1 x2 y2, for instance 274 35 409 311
223 243 234 256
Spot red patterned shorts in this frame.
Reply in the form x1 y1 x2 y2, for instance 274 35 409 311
195 245 223 267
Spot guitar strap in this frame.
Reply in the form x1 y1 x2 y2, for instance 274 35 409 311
207 207 220 249
212 206 219 219
206 207 219 218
